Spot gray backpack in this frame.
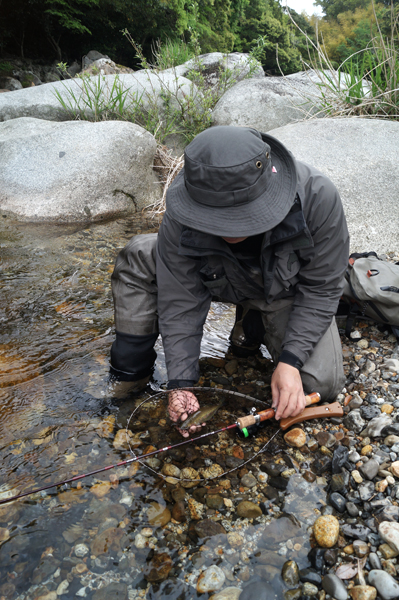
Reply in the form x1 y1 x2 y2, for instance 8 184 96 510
339 252 399 340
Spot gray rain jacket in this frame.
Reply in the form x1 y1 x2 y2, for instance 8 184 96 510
156 160 350 384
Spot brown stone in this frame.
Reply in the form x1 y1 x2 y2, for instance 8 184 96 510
90 481 112 498
147 502 171 527
284 428 306 448
349 585 377 600
143 552 173 582
313 515 339 548
90 527 126 556
96 415 115 438
171 500 186 523
381 404 394 414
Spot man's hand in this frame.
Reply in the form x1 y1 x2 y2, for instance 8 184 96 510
168 389 204 438
271 362 306 420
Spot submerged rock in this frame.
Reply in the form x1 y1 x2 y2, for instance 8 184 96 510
197 565 225 593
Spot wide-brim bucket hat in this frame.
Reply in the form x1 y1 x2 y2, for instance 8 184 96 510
165 126 298 237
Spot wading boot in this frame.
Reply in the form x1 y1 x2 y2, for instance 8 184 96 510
109 331 158 396
229 306 265 358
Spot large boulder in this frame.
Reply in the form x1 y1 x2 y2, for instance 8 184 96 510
268 118 399 253
0 117 160 222
0 71 198 122
164 52 264 88
212 74 321 131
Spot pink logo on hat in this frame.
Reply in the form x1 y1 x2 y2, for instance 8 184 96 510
272 166 277 173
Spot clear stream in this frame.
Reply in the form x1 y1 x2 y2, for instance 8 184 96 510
0 216 324 600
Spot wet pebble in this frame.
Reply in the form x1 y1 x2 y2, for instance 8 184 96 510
353 539 369 557
302 582 319 596
368 569 399 600
281 560 300 586
197 565 225 593
161 463 181 478
227 531 244 548
147 502 171 526
329 492 347 513
180 467 201 488
313 515 339 548
241 473 257 488
143 552 173 582
188 497 206 520
299 568 322 586
346 501 360 517
172 500 186 522
236 500 262 519
322 573 349 600
74 543 89 558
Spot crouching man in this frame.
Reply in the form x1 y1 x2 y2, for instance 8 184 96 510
110 126 349 436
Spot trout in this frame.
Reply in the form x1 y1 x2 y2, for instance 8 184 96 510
180 403 223 430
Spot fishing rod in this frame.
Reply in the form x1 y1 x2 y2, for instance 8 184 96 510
0 391 343 506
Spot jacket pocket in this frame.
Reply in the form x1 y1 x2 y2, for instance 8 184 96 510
275 251 300 289
199 264 229 292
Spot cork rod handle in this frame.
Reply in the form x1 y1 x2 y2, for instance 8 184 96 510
236 392 321 430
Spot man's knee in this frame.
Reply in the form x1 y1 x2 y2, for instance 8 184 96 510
300 319 345 401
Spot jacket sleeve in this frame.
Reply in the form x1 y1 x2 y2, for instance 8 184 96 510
280 164 350 367
156 212 212 383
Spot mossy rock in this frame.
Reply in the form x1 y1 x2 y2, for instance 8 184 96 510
0 62 14 77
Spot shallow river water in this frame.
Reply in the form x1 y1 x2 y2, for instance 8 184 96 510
0 216 325 600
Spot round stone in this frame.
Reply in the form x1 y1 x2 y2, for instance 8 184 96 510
349 585 377 600
74 543 89 558
161 463 181 478
302 582 319 596
322 573 349 600
147 502 171 527
313 515 339 548
281 560 300 586
284 428 306 448
180 467 201 488
227 532 244 548
368 569 399 600
241 473 257 488
389 461 399 477
379 521 399 553
197 565 225 593
236 500 262 519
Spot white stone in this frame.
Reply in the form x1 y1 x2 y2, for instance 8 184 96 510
379 521 399 553
164 52 264 86
0 71 198 123
56 580 69 595
268 118 399 254
212 75 322 133
74 543 89 558
368 569 399 600
197 565 225 593
0 117 159 222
